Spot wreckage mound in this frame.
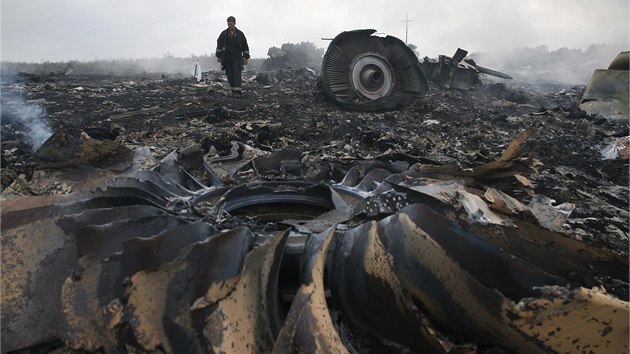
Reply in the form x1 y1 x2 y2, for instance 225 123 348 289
1 70 628 353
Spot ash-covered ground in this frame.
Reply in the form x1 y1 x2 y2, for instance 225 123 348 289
2 68 628 254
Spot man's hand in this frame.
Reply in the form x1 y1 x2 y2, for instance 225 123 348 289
217 57 221 63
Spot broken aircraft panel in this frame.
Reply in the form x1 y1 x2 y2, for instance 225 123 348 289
329 204 629 353
420 48 513 90
1 130 628 353
580 51 629 120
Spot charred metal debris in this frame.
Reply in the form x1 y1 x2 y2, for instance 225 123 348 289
1 34 629 353
2 128 629 353
319 29 512 111
580 51 629 121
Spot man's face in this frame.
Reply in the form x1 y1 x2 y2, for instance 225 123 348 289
227 21 235 30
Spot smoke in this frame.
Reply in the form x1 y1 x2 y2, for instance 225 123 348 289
469 44 624 86
261 42 324 72
1 87 53 151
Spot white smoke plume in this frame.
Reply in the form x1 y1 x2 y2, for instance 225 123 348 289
469 44 624 86
1 90 53 151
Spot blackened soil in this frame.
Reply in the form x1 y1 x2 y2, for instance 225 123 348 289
1 70 628 255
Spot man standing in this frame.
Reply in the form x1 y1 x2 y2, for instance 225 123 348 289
216 16 250 96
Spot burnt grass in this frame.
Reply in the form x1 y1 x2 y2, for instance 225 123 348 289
1 69 628 256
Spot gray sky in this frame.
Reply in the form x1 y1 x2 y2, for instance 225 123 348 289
1 0 628 62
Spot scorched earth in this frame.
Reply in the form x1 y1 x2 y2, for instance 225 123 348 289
1 62 628 353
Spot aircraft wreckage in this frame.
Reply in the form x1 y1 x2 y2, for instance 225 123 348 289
2 127 628 353
319 29 512 111
1 30 629 353
580 51 629 121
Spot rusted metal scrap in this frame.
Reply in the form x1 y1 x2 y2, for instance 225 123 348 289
329 204 629 353
124 227 254 353
272 227 347 353
1 129 628 353
198 229 288 353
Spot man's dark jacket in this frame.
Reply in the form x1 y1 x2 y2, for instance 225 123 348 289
216 28 250 64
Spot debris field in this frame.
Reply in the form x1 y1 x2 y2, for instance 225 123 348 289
1 59 629 354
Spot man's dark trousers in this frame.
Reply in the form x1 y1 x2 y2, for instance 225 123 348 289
224 56 242 93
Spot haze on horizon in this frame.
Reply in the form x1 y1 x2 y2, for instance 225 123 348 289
1 0 628 63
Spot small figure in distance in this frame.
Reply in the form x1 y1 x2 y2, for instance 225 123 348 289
216 16 250 97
